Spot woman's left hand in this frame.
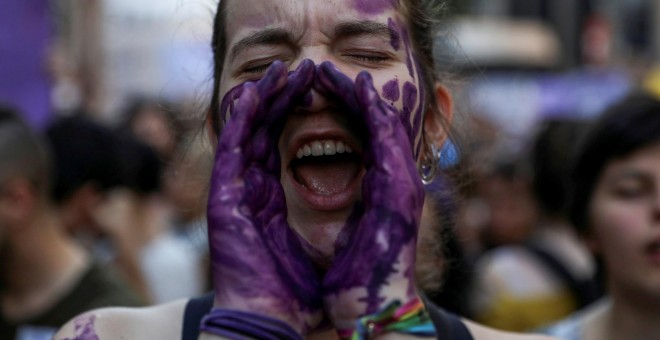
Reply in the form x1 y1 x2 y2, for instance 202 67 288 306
315 62 426 329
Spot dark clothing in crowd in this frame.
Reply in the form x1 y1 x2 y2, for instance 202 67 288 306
0 262 142 340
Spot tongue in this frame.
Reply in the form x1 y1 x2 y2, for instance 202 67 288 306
294 157 360 195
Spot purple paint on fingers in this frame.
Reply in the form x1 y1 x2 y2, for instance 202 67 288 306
316 65 424 315
400 81 418 142
206 60 321 333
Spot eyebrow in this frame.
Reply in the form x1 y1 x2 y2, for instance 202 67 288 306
334 20 398 41
229 28 295 60
607 168 652 184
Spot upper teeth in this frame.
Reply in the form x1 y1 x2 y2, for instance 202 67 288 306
296 140 353 159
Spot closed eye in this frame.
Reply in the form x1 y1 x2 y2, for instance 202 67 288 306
343 51 393 66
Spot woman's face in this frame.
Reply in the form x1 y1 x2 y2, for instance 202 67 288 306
588 141 660 301
217 0 443 257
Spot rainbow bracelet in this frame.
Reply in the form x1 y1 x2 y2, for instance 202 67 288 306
338 297 436 339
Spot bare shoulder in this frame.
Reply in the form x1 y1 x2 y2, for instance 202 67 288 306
53 298 188 340
464 319 559 340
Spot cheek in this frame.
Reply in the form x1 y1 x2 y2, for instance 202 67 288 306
589 197 646 264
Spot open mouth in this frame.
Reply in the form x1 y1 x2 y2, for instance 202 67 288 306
291 139 362 196
646 241 660 264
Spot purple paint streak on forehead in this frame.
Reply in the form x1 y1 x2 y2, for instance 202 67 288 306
353 0 397 14
382 79 400 102
387 18 400 51
400 81 418 143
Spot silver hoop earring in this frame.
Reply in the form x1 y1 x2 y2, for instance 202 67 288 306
419 144 440 185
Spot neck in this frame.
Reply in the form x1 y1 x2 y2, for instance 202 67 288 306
600 291 660 340
1 206 88 319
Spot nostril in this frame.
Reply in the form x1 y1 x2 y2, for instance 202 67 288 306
298 88 331 113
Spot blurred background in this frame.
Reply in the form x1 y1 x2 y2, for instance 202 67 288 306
2 0 658 132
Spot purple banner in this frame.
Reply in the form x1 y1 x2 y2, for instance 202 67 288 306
0 0 53 130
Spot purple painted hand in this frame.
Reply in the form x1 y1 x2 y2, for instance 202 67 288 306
206 60 322 334
315 62 425 327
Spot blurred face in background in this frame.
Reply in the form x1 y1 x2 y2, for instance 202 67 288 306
480 175 538 246
588 141 660 301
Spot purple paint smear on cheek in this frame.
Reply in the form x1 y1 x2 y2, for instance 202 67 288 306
387 18 400 51
412 59 426 159
401 27 414 79
60 315 99 340
382 79 400 102
400 81 418 142
353 0 397 14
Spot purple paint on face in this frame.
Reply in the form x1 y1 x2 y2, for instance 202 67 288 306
353 0 397 14
60 315 99 340
387 18 400 51
400 81 418 142
401 27 414 79
382 79 400 102
411 60 426 158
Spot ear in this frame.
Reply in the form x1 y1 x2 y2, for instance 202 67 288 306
423 83 453 150
0 178 39 226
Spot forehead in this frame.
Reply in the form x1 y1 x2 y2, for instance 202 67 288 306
222 0 405 43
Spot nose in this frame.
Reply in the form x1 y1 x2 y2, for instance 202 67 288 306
290 56 336 114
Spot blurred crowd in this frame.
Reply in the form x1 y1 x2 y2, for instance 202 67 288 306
0 99 215 339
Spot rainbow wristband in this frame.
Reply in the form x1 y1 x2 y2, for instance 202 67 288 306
338 298 436 339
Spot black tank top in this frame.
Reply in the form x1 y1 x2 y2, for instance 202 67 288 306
181 293 474 340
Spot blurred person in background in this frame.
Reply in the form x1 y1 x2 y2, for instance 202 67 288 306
468 120 601 332
0 107 141 340
543 93 660 339
120 97 183 164
47 113 202 304
458 146 538 253
99 132 205 304
164 131 214 293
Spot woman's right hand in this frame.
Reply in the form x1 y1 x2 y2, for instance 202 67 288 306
205 60 322 335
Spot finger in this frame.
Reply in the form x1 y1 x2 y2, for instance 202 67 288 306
255 60 289 99
264 59 316 126
315 61 360 112
354 72 407 165
254 60 316 168
354 72 423 207
212 83 260 182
